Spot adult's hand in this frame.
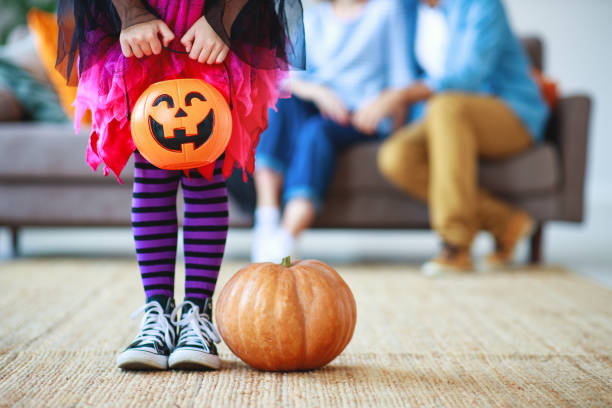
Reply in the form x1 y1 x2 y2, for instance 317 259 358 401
310 85 351 126
352 89 404 135
290 81 350 126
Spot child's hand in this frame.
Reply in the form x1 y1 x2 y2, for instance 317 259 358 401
120 19 175 58
181 16 230 64
352 90 404 135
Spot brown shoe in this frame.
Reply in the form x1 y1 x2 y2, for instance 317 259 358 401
421 243 473 277
482 211 535 270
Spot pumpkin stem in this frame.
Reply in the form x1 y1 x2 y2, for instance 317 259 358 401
281 256 292 267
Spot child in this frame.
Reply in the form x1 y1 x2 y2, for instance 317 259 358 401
252 0 412 262
56 0 303 370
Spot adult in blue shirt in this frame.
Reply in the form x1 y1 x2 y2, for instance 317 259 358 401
252 0 412 262
366 0 549 274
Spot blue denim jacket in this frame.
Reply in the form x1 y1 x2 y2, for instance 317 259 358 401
405 0 549 141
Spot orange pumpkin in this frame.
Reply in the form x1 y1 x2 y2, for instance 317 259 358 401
216 257 357 371
131 78 232 170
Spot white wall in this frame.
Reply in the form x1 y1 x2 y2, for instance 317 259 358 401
503 0 612 201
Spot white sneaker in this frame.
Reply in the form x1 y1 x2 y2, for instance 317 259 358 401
251 226 296 263
275 227 296 262
251 226 278 262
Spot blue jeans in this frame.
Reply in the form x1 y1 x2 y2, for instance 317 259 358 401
256 97 382 209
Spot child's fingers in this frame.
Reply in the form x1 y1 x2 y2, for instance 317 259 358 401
198 42 214 64
139 40 153 56
149 35 162 55
189 38 204 60
157 21 175 47
130 43 144 58
190 45 201 61
182 39 193 53
120 38 133 58
216 46 229 64
206 43 224 64
181 27 195 53
206 44 220 65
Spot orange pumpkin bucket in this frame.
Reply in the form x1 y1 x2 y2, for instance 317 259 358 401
130 78 232 170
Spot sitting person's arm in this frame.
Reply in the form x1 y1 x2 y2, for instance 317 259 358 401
422 0 505 93
353 83 432 134
352 0 414 134
288 79 350 126
355 0 506 130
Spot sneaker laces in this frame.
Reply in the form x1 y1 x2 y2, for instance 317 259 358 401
171 301 221 346
130 301 175 351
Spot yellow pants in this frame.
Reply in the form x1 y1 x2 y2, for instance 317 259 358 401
378 93 533 247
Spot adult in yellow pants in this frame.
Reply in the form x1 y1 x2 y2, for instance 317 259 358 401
352 0 549 274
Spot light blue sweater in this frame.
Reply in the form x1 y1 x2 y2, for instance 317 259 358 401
294 0 412 114
405 0 549 141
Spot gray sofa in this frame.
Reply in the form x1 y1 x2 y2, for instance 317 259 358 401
0 38 591 262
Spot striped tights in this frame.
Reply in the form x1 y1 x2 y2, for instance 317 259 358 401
131 152 228 301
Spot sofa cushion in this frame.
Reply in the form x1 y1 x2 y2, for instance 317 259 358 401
330 141 560 196
479 143 561 196
0 182 253 227
0 123 561 197
0 123 134 182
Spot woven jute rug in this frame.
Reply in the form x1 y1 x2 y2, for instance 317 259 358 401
0 258 610 407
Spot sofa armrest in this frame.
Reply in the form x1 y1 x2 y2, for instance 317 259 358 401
549 95 592 222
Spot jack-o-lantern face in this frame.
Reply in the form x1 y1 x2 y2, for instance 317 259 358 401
131 79 232 170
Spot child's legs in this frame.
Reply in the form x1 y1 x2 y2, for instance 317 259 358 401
181 161 228 301
282 117 375 236
132 152 181 300
255 97 319 208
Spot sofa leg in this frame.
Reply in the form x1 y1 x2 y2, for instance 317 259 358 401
10 226 19 257
529 224 544 264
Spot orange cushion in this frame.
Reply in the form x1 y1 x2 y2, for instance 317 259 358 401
532 68 560 109
27 8 91 123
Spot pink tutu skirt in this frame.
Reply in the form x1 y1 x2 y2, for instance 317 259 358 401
74 0 286 182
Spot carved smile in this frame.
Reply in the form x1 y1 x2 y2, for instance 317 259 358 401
148 110 214 152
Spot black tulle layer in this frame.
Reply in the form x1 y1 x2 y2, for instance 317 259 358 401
56 0 305 85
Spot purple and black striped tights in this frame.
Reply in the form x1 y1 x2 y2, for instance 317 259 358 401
131 152 228 302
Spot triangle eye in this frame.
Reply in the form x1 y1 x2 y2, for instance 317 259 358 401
153 94 174 108
185 92 206 106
